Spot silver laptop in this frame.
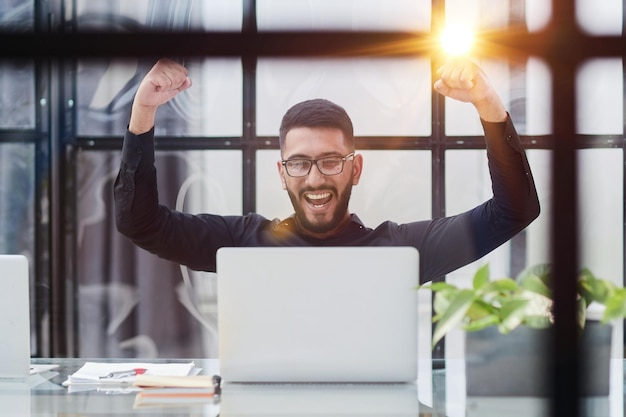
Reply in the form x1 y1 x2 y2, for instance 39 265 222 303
0 255 31 379
217 246 419 383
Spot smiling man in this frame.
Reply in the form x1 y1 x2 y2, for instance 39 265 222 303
114 58 539 283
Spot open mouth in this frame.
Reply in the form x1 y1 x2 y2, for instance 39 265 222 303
304 191 333 208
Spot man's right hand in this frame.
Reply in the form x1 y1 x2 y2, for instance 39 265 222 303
129 58 192 135
434 58 507 123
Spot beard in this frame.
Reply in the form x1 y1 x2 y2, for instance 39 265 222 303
286 182 353 236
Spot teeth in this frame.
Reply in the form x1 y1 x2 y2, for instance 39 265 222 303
307 192 330 200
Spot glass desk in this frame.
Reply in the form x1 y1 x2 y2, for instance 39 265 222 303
0 358 622 416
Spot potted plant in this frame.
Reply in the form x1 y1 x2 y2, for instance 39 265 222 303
419 264 626 397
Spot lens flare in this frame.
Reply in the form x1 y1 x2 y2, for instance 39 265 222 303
440 25 474 56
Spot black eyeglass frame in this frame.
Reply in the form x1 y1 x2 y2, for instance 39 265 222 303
281 152 356 178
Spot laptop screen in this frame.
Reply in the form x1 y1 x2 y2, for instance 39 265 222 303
217 246 419 383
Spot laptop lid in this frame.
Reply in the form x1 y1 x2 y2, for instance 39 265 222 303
0 255 31 379
217 246 419 383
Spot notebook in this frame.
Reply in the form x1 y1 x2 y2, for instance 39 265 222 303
216 246 419 383
0 254 31 379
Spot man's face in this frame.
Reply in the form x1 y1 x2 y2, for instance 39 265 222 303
277 127 363 239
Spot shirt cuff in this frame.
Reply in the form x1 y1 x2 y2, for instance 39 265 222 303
481 113 525 154
121 127 155 168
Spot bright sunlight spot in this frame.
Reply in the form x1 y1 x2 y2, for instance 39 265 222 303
440 25 475 56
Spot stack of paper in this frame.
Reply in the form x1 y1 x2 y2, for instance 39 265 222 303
62 362 199 392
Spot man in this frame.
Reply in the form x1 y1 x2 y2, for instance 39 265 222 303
114 58 540 283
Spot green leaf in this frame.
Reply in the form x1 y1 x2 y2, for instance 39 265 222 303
482 278 519 298
464 315 500 332
517 264 551 285
498 298 529 334
519 290 552 318
519 274 552 299
578 274 616 306
466 298 498 321
432 290 455 316
523 315 552 329
602 288 626 323
472 264 490 291
431 289 476 348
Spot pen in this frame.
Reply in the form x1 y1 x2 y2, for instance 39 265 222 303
100 368 147 379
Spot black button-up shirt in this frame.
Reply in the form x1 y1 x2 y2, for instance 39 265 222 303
114 116 539 283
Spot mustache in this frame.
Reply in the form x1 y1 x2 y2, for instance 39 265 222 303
298 186 337 198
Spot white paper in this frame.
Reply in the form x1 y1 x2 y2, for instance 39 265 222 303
29 364 59 375
62 362 197 387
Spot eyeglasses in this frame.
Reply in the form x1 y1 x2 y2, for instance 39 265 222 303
281 152 355 178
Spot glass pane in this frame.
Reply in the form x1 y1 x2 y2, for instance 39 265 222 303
525 58 552 136
256 58 432 137
576 0 623 35
0 0 33 31
0 142 36 354
256 149 431 226
525 150 552 267
257 0 430 31
76 149 241 358
526 0 552 32
576 59 624 135
349 150 432 226
0 142 35 255
578 149 623 279
256 149 292 221
75 0 242 31
577 149 623 361
76 58 242 137
0 61 35 129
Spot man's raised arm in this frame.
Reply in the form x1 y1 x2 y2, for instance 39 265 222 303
416 58 540 281
114 59 194 248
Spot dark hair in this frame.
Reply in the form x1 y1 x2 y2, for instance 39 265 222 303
279 99 354 151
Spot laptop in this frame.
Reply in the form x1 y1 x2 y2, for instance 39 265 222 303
217 246 419 383
0 255 31 379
